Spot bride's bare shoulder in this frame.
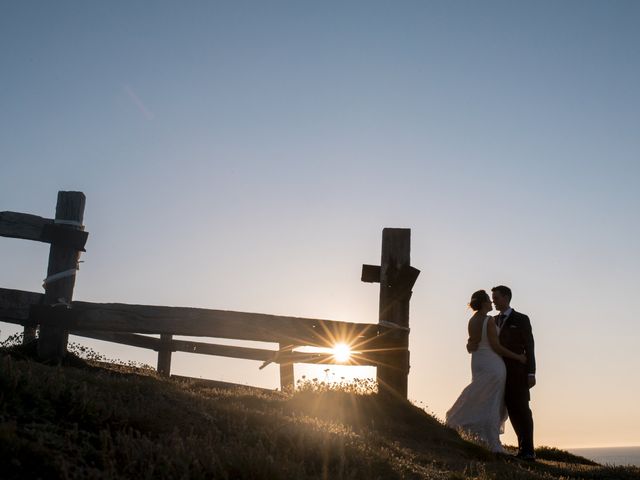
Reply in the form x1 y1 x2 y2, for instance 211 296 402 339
467 313 484 332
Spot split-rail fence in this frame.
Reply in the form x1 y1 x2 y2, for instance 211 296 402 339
0 191 419 397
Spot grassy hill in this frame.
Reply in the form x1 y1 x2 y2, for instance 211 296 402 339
1 345 638 479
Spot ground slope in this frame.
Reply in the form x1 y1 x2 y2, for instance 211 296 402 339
0 350 638 479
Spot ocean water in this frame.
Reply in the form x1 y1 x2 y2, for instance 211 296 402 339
568 446 640 467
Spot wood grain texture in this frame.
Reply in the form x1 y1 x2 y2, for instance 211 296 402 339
2 287 391 350
31 302 388 349
2 286 397 373
157 333 173 376
71 330 161 350
38 191 86 359
0 211 53 242
376 228 412 398
0 288 43 324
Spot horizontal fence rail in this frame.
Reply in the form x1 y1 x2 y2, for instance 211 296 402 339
0 211 88 251
0 287 399 369
72 330 375 367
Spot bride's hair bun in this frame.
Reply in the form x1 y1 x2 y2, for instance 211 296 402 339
469 290 490 311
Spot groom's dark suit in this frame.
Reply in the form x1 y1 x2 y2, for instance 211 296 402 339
498 309 536 456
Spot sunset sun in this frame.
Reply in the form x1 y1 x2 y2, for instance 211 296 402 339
332 343 352 363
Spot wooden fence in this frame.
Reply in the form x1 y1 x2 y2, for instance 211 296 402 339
0 191 419 397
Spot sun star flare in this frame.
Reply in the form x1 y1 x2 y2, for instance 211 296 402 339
332 343 352 363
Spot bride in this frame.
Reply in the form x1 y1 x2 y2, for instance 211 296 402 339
445 290 526 453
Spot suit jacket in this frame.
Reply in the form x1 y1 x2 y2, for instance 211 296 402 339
498 310 536 375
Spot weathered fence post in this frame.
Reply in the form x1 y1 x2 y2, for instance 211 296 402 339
279 343 294 391
375 228 415 398
157 333 173 376
37 191 86 361
23 317 37 344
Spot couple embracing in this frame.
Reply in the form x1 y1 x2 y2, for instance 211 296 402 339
446 285 536 460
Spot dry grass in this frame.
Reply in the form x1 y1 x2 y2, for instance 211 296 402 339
1 340 639 479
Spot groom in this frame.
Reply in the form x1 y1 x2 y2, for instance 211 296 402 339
491 285 537 460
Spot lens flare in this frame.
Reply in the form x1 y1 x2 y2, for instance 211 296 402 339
332 343 352 363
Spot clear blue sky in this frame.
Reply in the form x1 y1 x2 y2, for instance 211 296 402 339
1 1 639 448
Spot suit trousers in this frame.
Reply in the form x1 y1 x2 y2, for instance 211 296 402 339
504 360 534 455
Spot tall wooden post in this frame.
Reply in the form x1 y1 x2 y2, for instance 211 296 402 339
157 333 173 376
377 228 411 398
38 191 86 361
279 343 294 392
23 317 37 344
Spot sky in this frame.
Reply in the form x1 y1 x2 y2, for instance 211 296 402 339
1 1 639 449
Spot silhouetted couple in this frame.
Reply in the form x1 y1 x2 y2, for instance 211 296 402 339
446 285 536 461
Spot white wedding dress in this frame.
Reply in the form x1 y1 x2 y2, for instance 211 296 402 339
445 316 508 453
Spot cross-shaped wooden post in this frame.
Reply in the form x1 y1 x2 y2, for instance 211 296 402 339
0 191 87 360
362 228 420 398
